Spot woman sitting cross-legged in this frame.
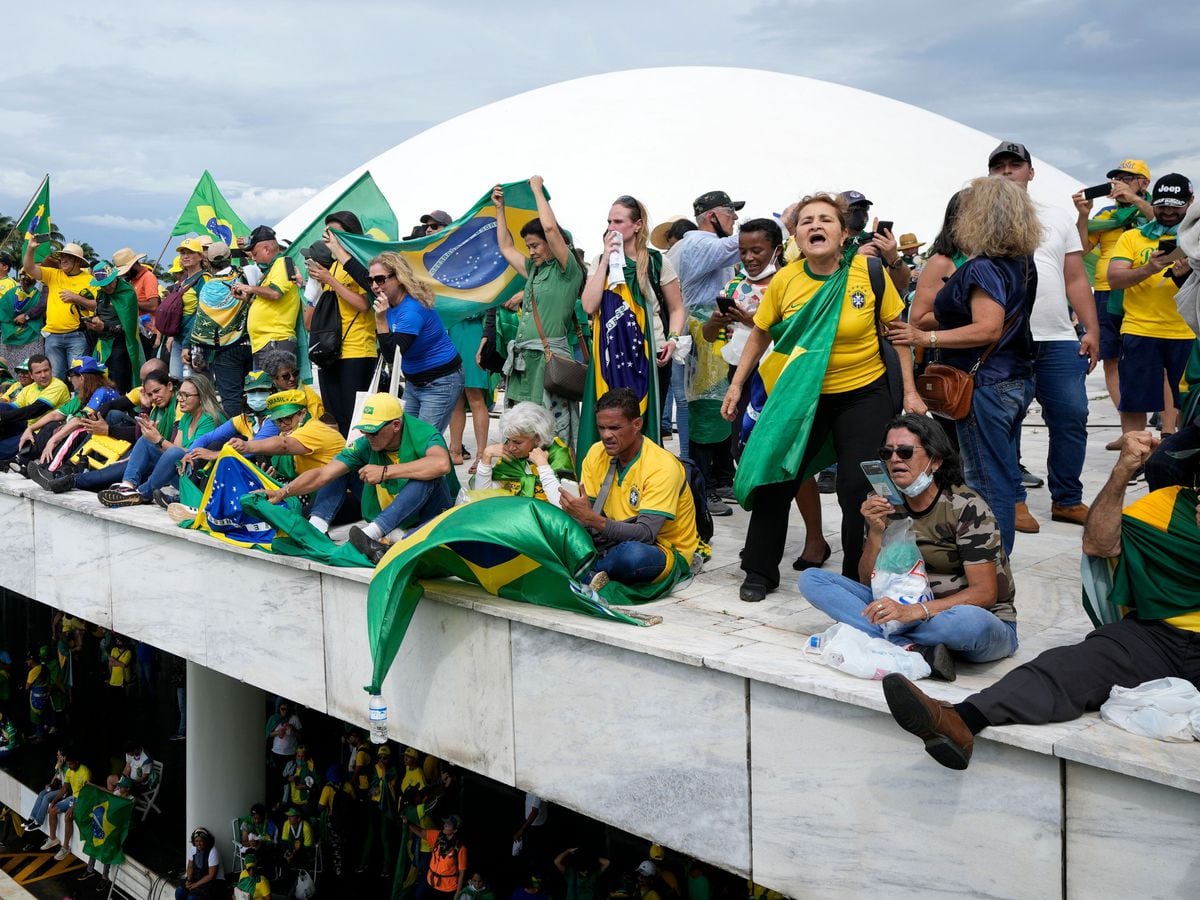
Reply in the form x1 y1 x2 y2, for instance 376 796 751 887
798 413 1018 681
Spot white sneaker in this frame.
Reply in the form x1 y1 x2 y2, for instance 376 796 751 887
54 846 69 861
40 837 59 850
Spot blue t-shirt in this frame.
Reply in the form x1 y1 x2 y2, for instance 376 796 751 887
384 297 459 377
932 255 1036 385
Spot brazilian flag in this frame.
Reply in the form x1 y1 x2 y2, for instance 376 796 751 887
336 180 543 328
366 497 675 696
73 785 133 865
17 175 54 263
1105 486 1200 622
171 170 249 246
283 170 398 262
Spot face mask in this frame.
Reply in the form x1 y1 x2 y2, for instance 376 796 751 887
847 209 870 232
246 392 269 412
900 462 935 497
747 260 777 281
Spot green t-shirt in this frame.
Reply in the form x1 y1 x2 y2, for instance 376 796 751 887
508 253 582 403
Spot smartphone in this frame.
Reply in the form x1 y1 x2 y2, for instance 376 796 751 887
1157 238 1178 255
860 460 904 506
1082 183 1112 201
858 231 876 244
877 220 894 237
716 295 735 315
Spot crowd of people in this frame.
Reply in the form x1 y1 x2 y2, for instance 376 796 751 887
3 142 1200 778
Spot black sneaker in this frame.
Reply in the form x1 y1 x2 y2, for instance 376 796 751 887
153 486 180 509
348 525 388 566
99 485 145 508
1019 465 1044 489
738 575 774 603
712 483 735 501
816 468 836 494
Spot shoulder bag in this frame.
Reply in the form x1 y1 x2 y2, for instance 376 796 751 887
917 316 1018 420
530 283 590 402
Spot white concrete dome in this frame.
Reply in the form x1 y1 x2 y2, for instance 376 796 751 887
276 66 1083 251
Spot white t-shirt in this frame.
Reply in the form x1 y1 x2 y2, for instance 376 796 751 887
1029 201 1086 342
524 792 548 827
184 844 223 879
271 714 302 756
127 751 152 782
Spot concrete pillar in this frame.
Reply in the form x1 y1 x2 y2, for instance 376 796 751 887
184 661 265 874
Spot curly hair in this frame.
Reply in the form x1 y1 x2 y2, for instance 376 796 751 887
952 176 1041 258
372 251 435 308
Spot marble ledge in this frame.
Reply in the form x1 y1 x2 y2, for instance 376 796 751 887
1054 717 1200 794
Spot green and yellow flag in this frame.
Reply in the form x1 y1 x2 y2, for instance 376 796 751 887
336 180 541 328
72 785 133 866
1106 486 1200 622
283 170 397 261
366 496 677 695
17 175 53 264
171 170 249 246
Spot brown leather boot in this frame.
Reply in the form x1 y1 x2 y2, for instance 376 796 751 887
882 674 974 770
1051 503 1089 526
1014 501 1040 533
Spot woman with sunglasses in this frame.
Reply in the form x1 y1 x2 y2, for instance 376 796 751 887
370 252 463 434
800 414 1018 680
261 347 327 424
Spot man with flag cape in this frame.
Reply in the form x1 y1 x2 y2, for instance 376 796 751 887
882 432 1200 771
84 260 144 392
0 270 43 353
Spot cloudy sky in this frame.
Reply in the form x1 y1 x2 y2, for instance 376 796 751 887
3 0 1197 258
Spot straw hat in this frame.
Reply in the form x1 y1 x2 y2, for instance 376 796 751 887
112 247 146 275
650 214 691 251
897 233 925 253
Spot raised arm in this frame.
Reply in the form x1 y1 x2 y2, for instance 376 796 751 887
492 185 529 272
530 175 569 269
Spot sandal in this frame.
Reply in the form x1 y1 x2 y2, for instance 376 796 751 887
468 460 478 475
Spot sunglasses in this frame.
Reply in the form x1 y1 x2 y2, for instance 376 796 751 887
878 444 919 461
277 371 299 382
369 273 394 287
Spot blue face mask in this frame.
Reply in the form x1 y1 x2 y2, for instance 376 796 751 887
900 462 935 497
246 392 270 412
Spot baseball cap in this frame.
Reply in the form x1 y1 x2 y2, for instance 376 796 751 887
420 210 453 226
245 225 280 250
841 190 872 207
300 241 334 268
1106 159 1151 181
1151 173 1193 208
355 392 404 433
692 191 745 217
176 237 206 254
68 356 106 376
636 861 658 877
265 390 307 420
987 140 1032 167
244 370 274 392
206 241 232 264
89 261 119 288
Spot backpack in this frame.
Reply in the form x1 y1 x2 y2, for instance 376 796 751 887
678 456 714 542
308 289 358 368
156 272 204 338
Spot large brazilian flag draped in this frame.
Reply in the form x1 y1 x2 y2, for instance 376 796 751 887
366 497 673 696
171 170 249 246
282 170 398 262
732 251 851 509
73 785 133 865
336 180 541 328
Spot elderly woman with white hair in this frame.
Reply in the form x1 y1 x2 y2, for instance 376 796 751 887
470 401 575 506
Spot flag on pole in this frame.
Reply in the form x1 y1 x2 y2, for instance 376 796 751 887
335 180 541 328
171 170 249 245
17 175 53 264
72 785 134 866
282 170 398 260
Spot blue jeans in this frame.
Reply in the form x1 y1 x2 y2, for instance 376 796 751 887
123 438 185 498
1016 341 1089 507
30 786 57 825
44 331 87 381
308 471 359 523
404 368 464 434
956 377 1034 555
799 569 1019 663
372 476 452 536
662 361 688 451
76 460 128 492
592 541 668 584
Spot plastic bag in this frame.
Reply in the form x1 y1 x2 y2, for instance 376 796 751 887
1099 677 1200 743
803 623 931 681
870 518 934 636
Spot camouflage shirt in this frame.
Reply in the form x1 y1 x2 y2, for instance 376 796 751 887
906 483 1016 622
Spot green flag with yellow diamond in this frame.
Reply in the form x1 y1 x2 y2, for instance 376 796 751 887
72 784 134 865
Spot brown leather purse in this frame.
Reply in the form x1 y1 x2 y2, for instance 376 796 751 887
529 284 589 401
918 316 1018 420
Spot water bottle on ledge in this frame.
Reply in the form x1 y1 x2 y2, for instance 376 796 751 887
368 694 388 744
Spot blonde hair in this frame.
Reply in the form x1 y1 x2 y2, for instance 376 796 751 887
952 176 1041 259
795 192 850 231
613 196 652 299
372 251 436 309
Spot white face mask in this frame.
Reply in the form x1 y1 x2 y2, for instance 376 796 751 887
900 462 936 497
246 392 270 412
747 261 777 282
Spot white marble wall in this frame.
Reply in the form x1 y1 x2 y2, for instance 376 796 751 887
750 681 1063 898
511 622 751 875
0 491 35 598
320 574 517 786
33 503 113 626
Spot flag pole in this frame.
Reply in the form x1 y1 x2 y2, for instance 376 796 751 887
0 174 49 258
151 232 175 273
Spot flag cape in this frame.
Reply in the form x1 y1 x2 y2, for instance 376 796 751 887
283 170 397 265
336 180 541 328
1107 486 1200 621
732 255 850 509
17 175 53 264
93 280 145 373
72 785 133 865
576 273 661 471
171 170 249 245
0 287 42 345
366 496 686 695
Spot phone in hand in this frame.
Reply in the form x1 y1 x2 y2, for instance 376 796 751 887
860 460 904 506
1082 183 1112 201
877 220 894 237
1157 238 1178 255
716 295 735 315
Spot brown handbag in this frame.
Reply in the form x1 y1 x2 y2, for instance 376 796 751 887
917 316 1019 420
529 284 589 402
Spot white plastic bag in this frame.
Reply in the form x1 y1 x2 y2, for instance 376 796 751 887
804 623 931 681
870 518 934 636
1099 677 1200 743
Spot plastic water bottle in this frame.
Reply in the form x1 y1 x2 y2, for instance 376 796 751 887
803 634 824 659
368 694 388 744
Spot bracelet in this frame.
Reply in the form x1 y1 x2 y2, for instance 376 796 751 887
919 601 931 621
667 332 680 341
928 331 938 348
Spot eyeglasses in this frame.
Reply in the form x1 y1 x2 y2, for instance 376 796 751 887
277 371 299 382
878 444 919 461
369 273 394 286
1111 174 1139 184
176 390 199 399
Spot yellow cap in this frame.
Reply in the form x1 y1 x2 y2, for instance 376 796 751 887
1107 159 1151 181
265 389 307 420
355 392 403 434
176 237 206 254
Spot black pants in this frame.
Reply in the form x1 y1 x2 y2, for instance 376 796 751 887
690 438 734 491
1146 424 1200 491
741 374 892 586
106 341 133 393
207 342 252 420
319 356 378 437
967 617 1200 727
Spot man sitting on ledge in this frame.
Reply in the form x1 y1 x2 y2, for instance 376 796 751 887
262 392 454 565
882 431 1200 769
561 387 698 591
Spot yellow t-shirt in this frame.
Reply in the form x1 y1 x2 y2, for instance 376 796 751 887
400 767 426 795
1111 231 1194 340
754 255 904 393
0 276 16 297
40 266 95 334
1088 205 1136 292
109 648 133 687
64 764 91 797
16 378 70 410
290 416 345 474
581 438 698 581
247 256 301 351
2 382 22 402
330 261 378 359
